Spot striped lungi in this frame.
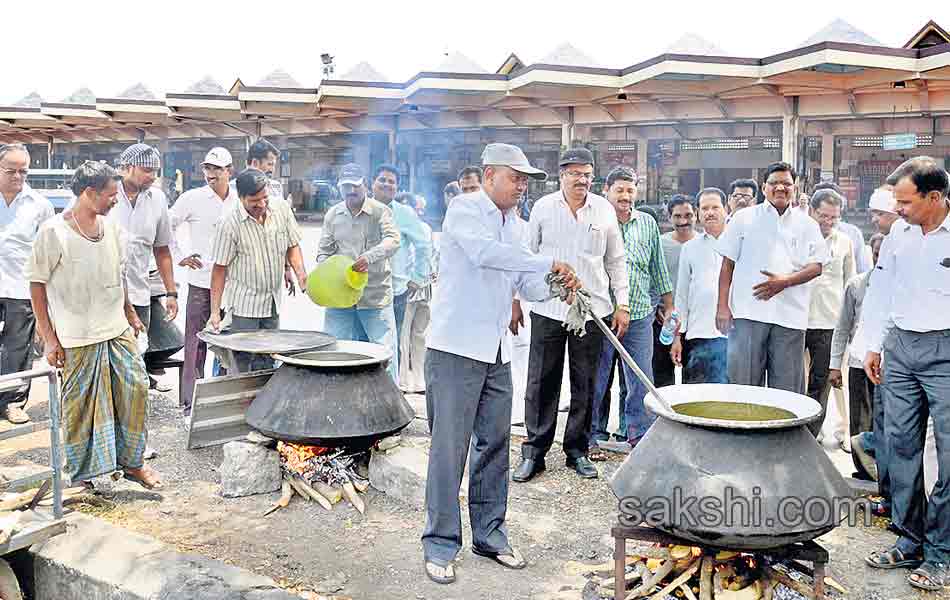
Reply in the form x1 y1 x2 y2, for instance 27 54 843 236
61 329 149 483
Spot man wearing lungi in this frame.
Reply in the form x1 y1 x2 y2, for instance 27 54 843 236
28 161 162 489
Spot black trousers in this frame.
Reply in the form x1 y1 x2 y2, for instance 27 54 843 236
522 313 604 460
652 318 680 388
0 298 36 410
804 328 834 437
849 366 876 479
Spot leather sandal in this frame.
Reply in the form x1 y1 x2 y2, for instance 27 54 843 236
472 546 526 570
908 561 950 591
865 546 923 570
424 559 455 584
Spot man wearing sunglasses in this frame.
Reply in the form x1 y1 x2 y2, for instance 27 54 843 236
0 143 54 424
513 148 629 482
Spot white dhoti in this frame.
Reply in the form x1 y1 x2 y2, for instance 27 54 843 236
509 301 532 426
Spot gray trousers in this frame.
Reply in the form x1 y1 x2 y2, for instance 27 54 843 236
884 328 950 564
422 348 513 565
727 318 806 396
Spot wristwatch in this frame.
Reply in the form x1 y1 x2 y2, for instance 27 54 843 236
166 292 179 299
617 304 630 313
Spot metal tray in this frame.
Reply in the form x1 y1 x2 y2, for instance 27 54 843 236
196 329 335 355
272 340 392 367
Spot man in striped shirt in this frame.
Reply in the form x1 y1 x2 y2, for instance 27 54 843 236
208 169 307 372
591 166 673 449
512 148 629 482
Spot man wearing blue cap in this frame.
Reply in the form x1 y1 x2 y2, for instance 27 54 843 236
316 163 401 381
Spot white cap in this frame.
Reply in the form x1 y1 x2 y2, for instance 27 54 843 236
203 147 233 168
868 188 897 214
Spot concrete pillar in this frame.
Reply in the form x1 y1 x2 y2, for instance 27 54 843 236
820 134 835 177
635 136 648 198
408 140 417 192
781 97 801 170
561 107 575 149
699 168 706 190
47 135 54 169
388 130 397 164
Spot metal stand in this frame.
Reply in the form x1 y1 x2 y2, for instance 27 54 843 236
0 366 64 519
611 525 827 600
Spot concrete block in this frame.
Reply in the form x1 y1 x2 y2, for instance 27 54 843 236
30 514 299 600
219 441 281 498
369 445 429 510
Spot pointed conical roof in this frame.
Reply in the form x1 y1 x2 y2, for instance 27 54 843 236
801 18 882 47
435 52 488 74
185 76 226 94
14 92 43 107
339 62 390 82
257 69 302 88
117 83 157 100
62 87 96 104
539 42 598 67
665 33 728 56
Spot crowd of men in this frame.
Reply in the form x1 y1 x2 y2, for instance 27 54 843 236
1 137 948 591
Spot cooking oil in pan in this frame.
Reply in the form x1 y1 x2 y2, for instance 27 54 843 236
673 401 796 422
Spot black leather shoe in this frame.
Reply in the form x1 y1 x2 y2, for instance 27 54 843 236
512 458 546 482
567 456 599 479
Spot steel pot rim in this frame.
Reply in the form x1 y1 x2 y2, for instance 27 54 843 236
272 340 392 368
644 383 822 430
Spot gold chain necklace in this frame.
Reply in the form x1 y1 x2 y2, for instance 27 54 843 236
70 212 102 242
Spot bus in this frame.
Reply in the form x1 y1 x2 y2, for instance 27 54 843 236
26 168 75 212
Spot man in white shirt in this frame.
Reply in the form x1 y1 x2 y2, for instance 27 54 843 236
654 194 696 387
0 143 54 424
804 189 856 438
813 181 872 274
671 188 729 384
716 162 828 394
422 143 579 584
862 157 950 591
513 148 629 482
169 147 238 413
869 185 900 235
727 178 759 215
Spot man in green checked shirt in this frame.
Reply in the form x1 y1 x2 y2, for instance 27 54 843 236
590 166 673 448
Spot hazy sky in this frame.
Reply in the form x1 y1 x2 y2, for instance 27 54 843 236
4 1 948 104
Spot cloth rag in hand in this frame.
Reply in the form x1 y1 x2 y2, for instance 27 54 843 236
545 273 591 337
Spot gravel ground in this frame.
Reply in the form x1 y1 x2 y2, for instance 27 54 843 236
3 375 949 600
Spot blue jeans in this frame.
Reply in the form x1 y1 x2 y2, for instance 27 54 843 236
591 336 627 443
324 305 398 382
592 313 655 443
684 337 728 384
393 291 409 345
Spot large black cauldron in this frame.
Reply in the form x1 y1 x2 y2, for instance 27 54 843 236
246 341 414 447
609 384 853 550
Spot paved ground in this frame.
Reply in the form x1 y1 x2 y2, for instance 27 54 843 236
3 223 946 600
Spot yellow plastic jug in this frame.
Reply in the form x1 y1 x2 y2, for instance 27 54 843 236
306 255 369 308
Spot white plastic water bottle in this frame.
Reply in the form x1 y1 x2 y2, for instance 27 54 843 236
659 309 680 345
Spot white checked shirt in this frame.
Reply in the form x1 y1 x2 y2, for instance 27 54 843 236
108 184 172 306
169 185 238 289
427 191 553 364
807 229 855 330
863 209 950 353
717 200 828 331
0 184 54 299
527 191 628 322
675 233 726 341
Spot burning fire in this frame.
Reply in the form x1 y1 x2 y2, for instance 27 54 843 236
278 441 331 476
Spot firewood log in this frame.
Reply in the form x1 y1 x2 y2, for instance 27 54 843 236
699 556 713 600
263 480 294 516
628 559 675 598
763 565 815 600
289 477 333 511
603 569 643 591
312 481 343 505
679 584 698 600
341 481 365 514
645 561 700 600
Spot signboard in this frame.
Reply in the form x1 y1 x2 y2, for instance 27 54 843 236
882 133 917 151
430 159 451 174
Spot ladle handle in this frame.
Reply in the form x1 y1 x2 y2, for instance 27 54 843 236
589 314 675 415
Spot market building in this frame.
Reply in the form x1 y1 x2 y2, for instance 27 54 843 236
2 19 950 218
